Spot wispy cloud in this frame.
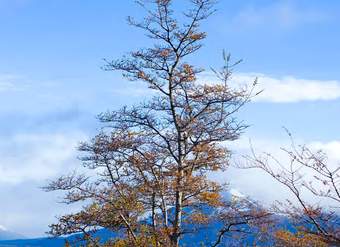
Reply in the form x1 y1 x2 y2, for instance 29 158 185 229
232 2 331 30
0 75 22 92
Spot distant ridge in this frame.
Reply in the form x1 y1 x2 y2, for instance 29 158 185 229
0 229 26 241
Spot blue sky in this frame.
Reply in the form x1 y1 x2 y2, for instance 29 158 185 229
1 0 340 237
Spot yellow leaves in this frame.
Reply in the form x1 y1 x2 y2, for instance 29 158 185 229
110 239 128 247
181 64 196 82
111 228 165 247
189 143 228 172
137 71 145 78
199 191 222 207
183 64 193 74
159 226 173 237
189 34 202 40
275 230 328 247
190 213 209 224
88 202 100 212
203 84 226 94
127 131 137 138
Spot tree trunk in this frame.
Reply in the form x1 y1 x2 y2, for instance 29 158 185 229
172 168 184 247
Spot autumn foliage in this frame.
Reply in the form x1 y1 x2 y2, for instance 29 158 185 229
44 0 272 246
42 0 340 246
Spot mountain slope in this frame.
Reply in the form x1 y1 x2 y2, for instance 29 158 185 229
0 229 25 241
0 221 271 247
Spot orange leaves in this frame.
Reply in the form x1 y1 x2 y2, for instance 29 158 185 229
159 49 171 57
303 205 322 218
190 213 209 224
159 226 173 237
199 191 222 207
188 32 206 41
275 230 328 247
202 84 227 95
182 64 193 74
189 143 228 172
177 64 196 82
137 71 148 80
47 0 259 245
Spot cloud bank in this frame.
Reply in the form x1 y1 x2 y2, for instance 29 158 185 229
199 72 340 103
0 132 85 185
218 136 340 207
234 73 340 103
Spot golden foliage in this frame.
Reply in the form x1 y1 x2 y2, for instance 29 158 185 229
46 0 263 246
275 230 328 247
190 213 209 224
198 191 222 207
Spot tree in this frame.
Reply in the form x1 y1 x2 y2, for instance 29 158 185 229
243 131 340 246
45 1 270 246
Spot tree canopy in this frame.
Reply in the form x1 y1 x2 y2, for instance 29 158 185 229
45 1 271 246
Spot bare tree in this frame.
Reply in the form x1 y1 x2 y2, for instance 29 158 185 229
45 1 269 246
243 131 340 246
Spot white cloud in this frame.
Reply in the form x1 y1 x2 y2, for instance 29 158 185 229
0 225 7 231
55 71 340 104
0 131 87 237
109 73 340 103
200 72 340 103
229 188 245 199
0 132 86 184
215 137 340 207
238 73 340 103
4 71 332 105
310 141 340 161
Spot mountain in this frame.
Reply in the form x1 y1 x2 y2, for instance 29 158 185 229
0 229 25 241
0 220 272 247
0 223 274 247
0 192 318 246
0 230 112 247
0 199 274 246
0 236 65 247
